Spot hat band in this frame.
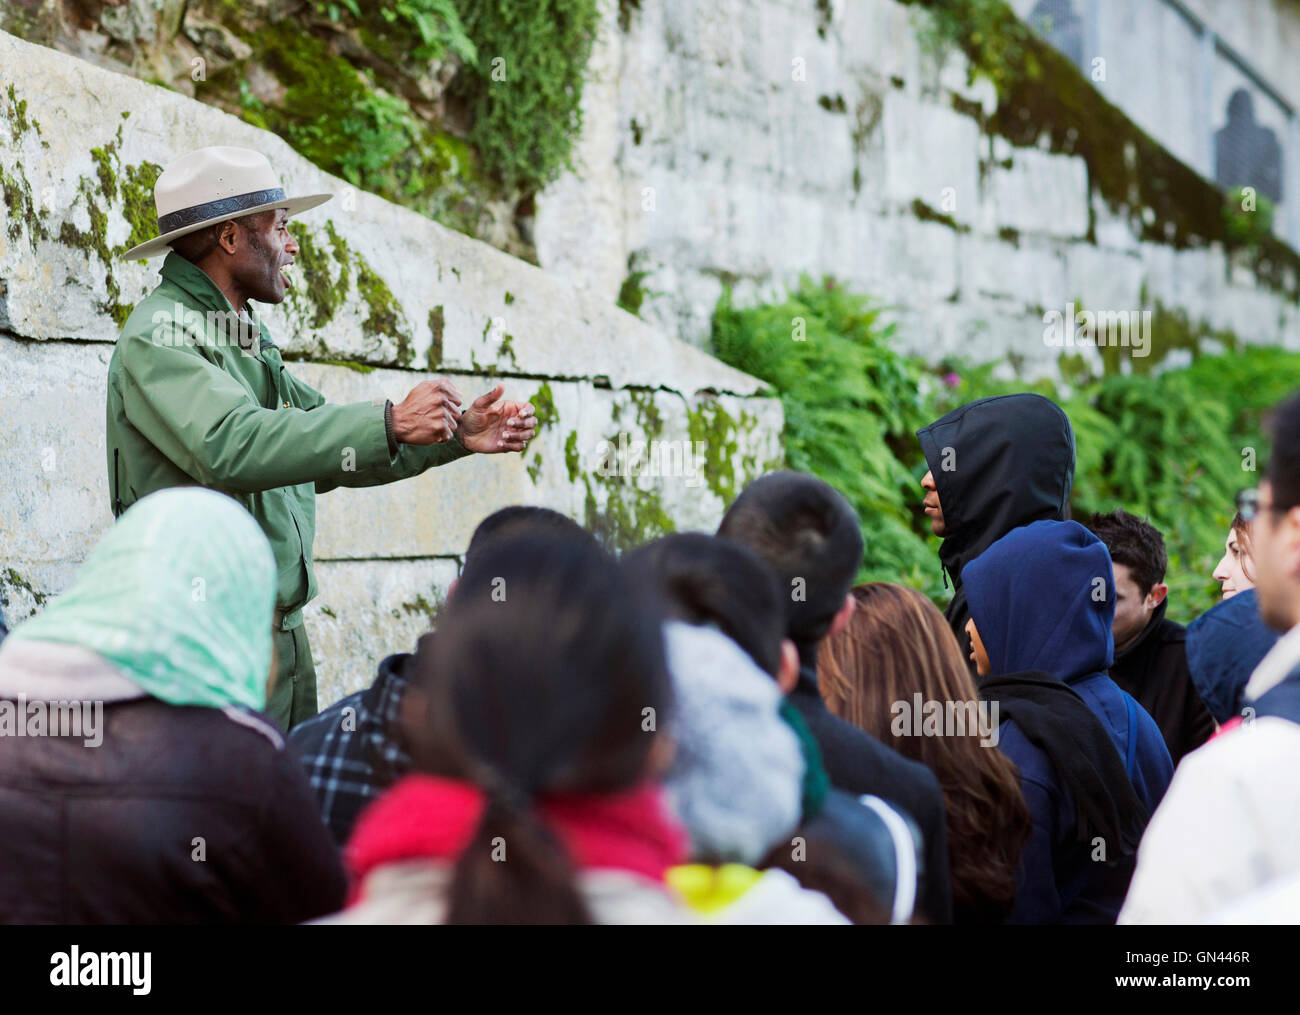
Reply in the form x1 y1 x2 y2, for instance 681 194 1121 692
157 187 287 235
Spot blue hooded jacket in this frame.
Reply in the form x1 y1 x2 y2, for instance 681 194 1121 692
1185 588 1280 724
964 520 1174 923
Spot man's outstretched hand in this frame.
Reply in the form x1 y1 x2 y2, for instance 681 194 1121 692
391 378 464 445
456 384 538 454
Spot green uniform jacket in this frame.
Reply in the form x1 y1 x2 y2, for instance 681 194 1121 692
105 252 473 632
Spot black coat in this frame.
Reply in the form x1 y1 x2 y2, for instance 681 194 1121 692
916 394 1077 665
0 697 346 924
1109 600 1215 766
788 663 954 924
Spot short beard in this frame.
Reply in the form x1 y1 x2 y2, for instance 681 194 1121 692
240 218 283 304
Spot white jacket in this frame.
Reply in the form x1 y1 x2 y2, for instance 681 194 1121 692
1119 621 1300 924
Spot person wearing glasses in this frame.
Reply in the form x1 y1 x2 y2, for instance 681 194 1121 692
1120 392 1300 923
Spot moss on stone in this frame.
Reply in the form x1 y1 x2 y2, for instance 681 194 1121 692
581 471 676 554
316 358 378 374
428 305 445 369
564 429 581 482
911 198 968 232
686 396 741 503
2 162 49 246
400 588 447 630
90 144 118 202
905 0 1300 301
522 381 559 484
354 256 412 363
291 225 344 330
529 382 559 431
617 267 651 317
627 388 664 439
5 83 40 143
498 332 517 368
119 160 163 253
1 567 48 608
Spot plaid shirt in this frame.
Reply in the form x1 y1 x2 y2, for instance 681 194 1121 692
289 650 414 847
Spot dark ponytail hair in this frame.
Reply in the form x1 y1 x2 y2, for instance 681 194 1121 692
407 528 673 924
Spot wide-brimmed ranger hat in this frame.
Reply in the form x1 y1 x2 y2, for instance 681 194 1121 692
122 146 332 260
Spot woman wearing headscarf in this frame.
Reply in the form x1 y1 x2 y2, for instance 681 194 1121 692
0 488 346 924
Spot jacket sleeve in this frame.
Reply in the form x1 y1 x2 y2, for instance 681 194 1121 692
118 329 393 493
277 369 475 495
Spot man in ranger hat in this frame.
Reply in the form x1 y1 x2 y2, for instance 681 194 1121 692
106 146 538 731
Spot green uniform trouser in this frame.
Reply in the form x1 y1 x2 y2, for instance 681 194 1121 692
267 623 318 732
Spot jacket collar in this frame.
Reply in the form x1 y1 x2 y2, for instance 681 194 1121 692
1114 598 1169 664
159 252 270 350
161 251 239 315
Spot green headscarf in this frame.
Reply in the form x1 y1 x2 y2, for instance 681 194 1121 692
11 487 276 711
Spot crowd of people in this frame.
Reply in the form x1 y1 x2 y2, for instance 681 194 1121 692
0 387 1297 925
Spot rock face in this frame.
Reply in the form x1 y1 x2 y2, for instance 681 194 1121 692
0 29 782 707
534 0 1300 373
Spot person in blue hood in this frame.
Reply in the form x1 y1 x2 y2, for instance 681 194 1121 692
1185 587 1280 725
963 519 1174 923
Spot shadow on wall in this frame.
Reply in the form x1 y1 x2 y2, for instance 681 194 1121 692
1217 88 1284 204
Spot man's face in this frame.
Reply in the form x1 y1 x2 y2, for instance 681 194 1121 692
1252 481 1300 631
231 209 297 305
964 617 990 676
921 469 946 537
1111 563 1163 653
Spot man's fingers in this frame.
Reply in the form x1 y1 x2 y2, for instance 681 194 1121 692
474 383 505 409
428 377 462 402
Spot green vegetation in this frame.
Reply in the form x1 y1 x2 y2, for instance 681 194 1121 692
1223 186 1277 248
712 276 1297 622
452 0 600 193
617 267 653 317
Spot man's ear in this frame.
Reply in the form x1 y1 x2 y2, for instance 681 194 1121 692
777 638 800 694
217 219 241 256
827 592 856 640
1147 582 1169 610
446 576 458 603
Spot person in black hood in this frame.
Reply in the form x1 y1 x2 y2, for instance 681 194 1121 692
1086 510 1214 765
917 393 1076 664
719 471 953 923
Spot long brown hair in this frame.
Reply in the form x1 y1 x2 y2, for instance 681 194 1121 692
1231 512 1257 584
818 582 1031 922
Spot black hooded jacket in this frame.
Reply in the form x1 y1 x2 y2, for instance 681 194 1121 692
1109 599 1215 767
916 394 1076 661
